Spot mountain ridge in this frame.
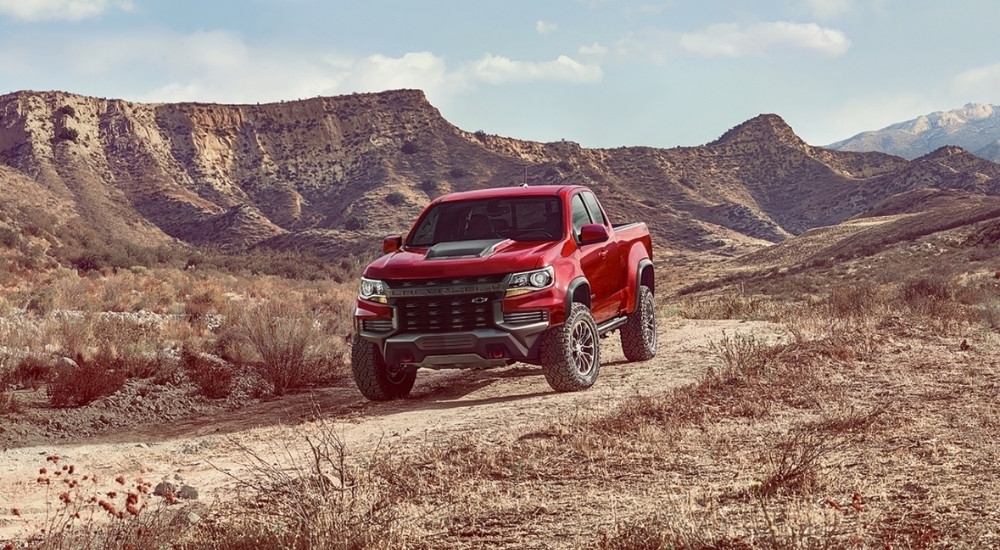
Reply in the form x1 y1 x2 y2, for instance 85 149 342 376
2 89 1000 265
828 103 1000 162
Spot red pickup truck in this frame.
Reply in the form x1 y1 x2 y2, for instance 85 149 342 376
351 184 656 400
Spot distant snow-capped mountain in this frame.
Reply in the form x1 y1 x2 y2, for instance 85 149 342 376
827 103 1000 162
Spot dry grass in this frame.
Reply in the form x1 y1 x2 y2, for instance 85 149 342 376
9 292 1000 548
176 418 403 549
0 263 357 407
4 231 1000 547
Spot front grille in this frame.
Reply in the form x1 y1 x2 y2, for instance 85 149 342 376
397 295 494 333
503 310 548 325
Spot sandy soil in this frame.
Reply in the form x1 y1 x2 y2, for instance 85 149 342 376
0 318 786 541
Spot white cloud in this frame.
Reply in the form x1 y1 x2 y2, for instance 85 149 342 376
578 42 609 57
469 54 602 85
801 0 854 19
679 21 850 58
345 52 468 99
2 22 602 108
614 29 679 64
952 62 1000 100
536 20 558 35
0 0 132 21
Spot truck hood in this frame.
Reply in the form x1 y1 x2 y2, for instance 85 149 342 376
365 238 559 280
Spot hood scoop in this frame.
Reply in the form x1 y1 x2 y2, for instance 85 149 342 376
426 238 505 259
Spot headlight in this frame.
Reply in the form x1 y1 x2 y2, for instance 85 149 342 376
359 277 388 304
505 266 554 297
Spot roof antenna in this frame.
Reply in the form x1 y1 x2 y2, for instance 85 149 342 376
521 166 528 187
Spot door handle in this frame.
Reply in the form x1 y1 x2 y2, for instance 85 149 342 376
599 250 607 259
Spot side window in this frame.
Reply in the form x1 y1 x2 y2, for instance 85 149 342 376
581 192 607 226
571 194 591 239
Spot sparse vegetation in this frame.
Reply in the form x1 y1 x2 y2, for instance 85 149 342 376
448 166 470 178
344 214 367 230
56 127 79 142
226 300 345 395
419 178 441 197
4 255 1000 546
47 352 127 407
384 191 407 206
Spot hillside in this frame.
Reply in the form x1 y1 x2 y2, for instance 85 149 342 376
3 90 1000 265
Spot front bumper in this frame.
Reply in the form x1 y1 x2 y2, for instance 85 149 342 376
355 289 559 368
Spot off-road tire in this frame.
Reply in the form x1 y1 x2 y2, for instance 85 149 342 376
621 285 657 362
351 334 416 401
539 303 600 392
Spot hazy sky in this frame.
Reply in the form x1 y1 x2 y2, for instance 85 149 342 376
2 0 999 148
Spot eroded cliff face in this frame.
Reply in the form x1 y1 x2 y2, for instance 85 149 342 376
0 89 453 249
3 89 1000 260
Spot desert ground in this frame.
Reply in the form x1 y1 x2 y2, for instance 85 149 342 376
1 229 1000 548
1 318 774 544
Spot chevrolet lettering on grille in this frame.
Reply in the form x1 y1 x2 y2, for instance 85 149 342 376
388 283 506 297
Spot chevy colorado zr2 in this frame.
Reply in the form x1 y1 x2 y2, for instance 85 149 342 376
351 184 656 400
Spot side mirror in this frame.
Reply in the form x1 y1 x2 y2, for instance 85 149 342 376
579 223 609 245
382 235 402 253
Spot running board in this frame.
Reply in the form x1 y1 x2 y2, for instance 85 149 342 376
596 316 628 336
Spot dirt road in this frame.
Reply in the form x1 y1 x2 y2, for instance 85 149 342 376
0 318 784 541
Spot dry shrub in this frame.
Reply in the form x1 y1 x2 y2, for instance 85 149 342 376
98 273 141 312
785 327 884 363
50 273 98 311
52 313 95 358
755 429 833 497
597 499 847 550
92 315 164 374
709 331 783 379
185 282 227 322
806 403 890 436
826 283 883 321
596 333 796 434
895 276 980 331
181 420 402 549
900 276 953 305
676 294 775 321
226 301 345 395
753 406 887 500
181 343 235 399
981 298 1000 330
592 393 686 435
10 355 53 390
47 353 126 407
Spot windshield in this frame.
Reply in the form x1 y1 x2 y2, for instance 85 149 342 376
408 196 563 247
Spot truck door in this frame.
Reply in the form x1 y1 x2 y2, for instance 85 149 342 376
572 192 621 322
